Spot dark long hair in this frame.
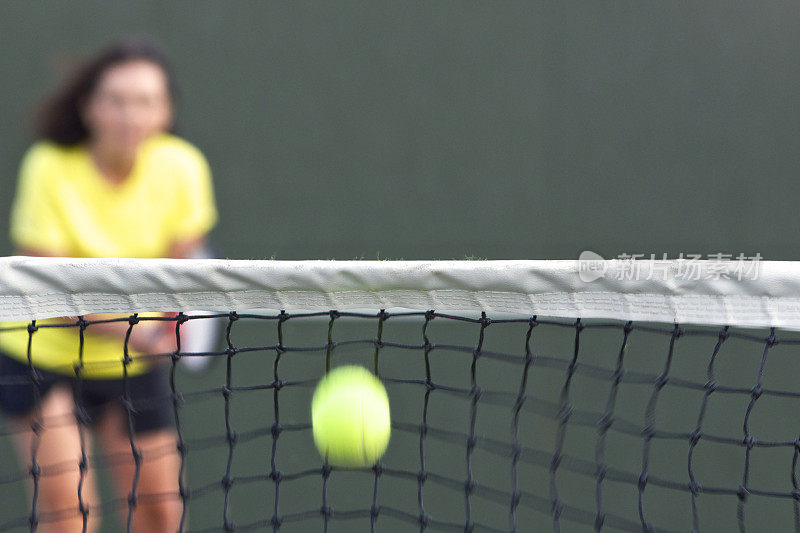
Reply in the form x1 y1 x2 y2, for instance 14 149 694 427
34 37 178 146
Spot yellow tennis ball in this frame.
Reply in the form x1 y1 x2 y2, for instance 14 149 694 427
311 365 391 467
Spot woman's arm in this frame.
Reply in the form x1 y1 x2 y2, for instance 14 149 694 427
15 245 210 354
167 236 206 259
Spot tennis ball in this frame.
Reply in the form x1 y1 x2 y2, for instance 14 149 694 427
311 365 391 467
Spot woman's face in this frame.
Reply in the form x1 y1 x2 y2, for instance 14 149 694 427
82 60 172 154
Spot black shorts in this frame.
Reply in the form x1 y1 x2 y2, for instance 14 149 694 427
0 352 176 434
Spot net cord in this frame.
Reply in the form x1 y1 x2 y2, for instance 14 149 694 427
2 257 800 330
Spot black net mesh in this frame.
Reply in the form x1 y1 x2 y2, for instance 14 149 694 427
1 310 800 532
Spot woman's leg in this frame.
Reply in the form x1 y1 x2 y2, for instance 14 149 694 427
95 404 182 532
9 384 99 533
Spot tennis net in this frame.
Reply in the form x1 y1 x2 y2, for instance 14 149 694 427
1 256 800 532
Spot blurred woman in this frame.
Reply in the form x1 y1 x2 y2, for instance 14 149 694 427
0 38 217 532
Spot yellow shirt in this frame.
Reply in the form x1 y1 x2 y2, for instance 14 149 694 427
0 133 218 378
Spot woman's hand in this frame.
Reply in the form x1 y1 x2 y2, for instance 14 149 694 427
17 244 194 359
56 313 177 359
127 320 177 356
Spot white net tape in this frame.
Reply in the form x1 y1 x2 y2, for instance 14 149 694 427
1 256 799 329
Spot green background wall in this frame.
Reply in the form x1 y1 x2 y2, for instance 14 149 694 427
2 2 799 261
